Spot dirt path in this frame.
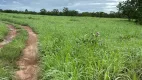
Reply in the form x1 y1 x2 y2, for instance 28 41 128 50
0 25 17 48
15 26 38 80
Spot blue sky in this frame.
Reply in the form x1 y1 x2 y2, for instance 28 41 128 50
0 0 126 13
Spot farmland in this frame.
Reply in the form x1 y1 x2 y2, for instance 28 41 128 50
0 13 142 80
0 22 27 79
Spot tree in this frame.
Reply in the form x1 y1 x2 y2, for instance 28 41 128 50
0 9 3 12
40 9 47 15
63 7 69 16
117 0 142 24
81 12 91 16
109 11 116 18
25 9 28 14
68 10 78 16
137 0 142 24
52 9 59 15
118 0 136 21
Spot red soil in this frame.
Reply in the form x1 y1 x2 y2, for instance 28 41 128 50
15 26 38 80
0 25 17 48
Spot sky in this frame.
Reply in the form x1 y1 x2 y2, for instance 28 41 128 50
0 0 126 13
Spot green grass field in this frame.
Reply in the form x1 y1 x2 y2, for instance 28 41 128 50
0 22 27 79
0 13 142 80
0 23 8 42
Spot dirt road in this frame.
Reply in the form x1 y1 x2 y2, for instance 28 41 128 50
15 26 38 80
0 25 17 48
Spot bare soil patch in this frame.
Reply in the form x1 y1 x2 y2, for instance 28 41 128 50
15 26 38 80
0 25 17 48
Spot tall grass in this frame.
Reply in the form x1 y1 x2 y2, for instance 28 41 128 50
0 23 27 79
0 13 142 79
0 23 8 41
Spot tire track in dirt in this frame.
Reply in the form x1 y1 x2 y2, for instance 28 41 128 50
15 26 38 80
0 25 17 48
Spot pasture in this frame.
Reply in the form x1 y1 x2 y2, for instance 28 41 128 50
0 13 142 80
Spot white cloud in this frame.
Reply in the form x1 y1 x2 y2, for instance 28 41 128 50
12 1 22 5
105 3 118 6
106 0 126 1
89 3 102 5
1 0 127 12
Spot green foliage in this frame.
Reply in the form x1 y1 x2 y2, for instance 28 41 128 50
0 29 27 60
76 32 101 47
0 13 142 79
0 7 122 18
117 0 142 24
40 9 47 15
0 23 27 79
0 23 8 41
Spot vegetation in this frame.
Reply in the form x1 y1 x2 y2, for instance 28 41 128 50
0 0 142 24
0 0 141 79
1 1 141 24
0 22 27 79
0 23 8 41
0 13 142 79
117 0 142 24
0 7 122 18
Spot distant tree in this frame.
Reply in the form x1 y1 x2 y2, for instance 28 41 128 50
28 11 37 15
59 12 63 16
68 10 78 16
63 7 69 16
100 12 105 17
40 9 47 15
25 9 28 14
91 12 96 17
0 9 3 12
52 9 59 15
81 12 91 16
109 11 116 18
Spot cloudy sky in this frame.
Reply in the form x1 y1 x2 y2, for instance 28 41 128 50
0 0 126 13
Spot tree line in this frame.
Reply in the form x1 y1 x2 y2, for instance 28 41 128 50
0 8 123 18
0 0 141 24
39 8 124 18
